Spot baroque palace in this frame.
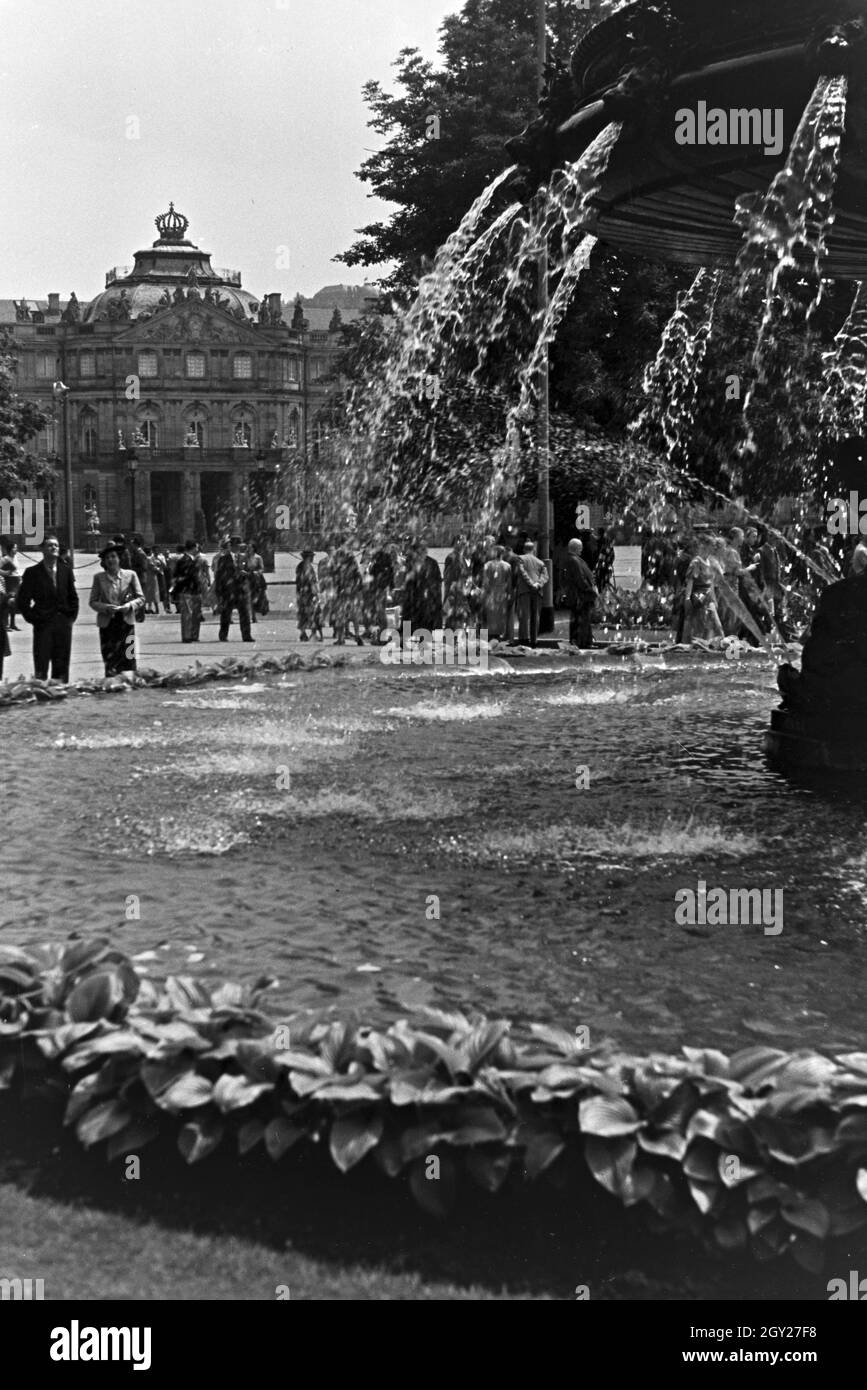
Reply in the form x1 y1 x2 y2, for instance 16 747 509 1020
2 205 367 547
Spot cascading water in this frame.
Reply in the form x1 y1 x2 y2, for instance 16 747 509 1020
346 123 622 542
630 268 723 463
819 280 867 439
734 75 849 454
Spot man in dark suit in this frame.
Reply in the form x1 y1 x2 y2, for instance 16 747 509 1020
17 535 79 681
563 537 597 648
214 534 253 642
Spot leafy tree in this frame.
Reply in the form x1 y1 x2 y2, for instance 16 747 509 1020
0 329 53 496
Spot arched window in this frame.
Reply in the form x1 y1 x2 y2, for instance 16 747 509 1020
233 353 252 380
83 483 98 512
286 409 300 447
232 409 254 448
184 410 206 447
138 350 158 379
79 408 97 458
185 352 206 379
311 417 328 462
134 408 159 448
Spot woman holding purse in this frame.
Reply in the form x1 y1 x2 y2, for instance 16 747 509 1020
88 542 145 676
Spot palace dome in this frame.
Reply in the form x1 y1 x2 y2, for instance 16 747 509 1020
83 204 261 323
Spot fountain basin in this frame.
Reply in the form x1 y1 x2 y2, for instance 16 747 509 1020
514 0 867 277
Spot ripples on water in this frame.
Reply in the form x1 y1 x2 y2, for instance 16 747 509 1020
3 659 864 1053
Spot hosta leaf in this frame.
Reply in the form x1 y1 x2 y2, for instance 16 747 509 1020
579 1095 642 1138
237 1119 265 1155
637 1129 688 1161
178 1114 224 1164
774 1054 837 1089
154 1071 213 1113
38 1021 101 1060
858 1169 867 1203
165 976 212 1012
106 1118 160 1161
212 1073 273 1113
781 1199 830 1239
465 1148 511 1193
408 1153 456 1216
67 971 124 1023
584 1136 637 1197
714 1216 747 1250
457 1020 511 1074
264 1116 305 1160
789 1234 825 1274
329 1113 384 1172
211 983 246 1010
836 1114 867 1144
522 1130 566 1180
727 1047 788 1087
688 1179 718 1215
681 1047 730 1077
76 1099 131 1148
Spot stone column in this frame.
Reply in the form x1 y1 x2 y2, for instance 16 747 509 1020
136 468 152 538
182 470 197 538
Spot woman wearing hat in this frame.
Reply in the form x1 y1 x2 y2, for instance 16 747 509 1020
88 543 145 676
295 549 323 641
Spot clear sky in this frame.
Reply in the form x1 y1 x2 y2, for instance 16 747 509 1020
0 0 459 301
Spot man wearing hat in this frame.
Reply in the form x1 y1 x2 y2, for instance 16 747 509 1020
17 535 80 681
213 534 253 642
170 539 208 643
88 541 145 675
514 539 548 648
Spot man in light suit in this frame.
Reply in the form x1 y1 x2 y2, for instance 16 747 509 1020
17 535 79 681
515 540 548 648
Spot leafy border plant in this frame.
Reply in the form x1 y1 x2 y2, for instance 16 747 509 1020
2 939 867 1271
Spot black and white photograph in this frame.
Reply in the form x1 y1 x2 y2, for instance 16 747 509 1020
2 0 867 1343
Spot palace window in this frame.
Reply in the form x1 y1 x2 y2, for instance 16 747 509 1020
138 416 159 448
232 411 254 447
309 357 325 380
233 353 252 379
311 418 328 461
35 353 57 379
286 409 300 446
138 350 158 379
282 356 299 383
185 352 206 379
79 351 95 378
79 409 97 458
83 483 98 512
184 415 205 447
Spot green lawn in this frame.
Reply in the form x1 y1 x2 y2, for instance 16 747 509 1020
0 1184 541 1301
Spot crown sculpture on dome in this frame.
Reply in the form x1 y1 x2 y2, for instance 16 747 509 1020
155 202 190 243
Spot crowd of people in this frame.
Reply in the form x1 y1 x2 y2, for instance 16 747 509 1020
0 531 271 681
670 525 789 646
294 530 600 650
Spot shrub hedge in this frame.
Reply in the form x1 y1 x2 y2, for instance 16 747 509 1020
3 939 867 1271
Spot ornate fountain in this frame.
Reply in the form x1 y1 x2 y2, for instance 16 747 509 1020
508 0 867 279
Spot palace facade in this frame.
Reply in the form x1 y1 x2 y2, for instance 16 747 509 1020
2 205 367 547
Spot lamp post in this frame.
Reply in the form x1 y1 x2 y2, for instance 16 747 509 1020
127 454 138 532
536 0 554 635
52 380 73 564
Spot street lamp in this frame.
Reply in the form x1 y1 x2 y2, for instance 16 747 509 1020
52 380 73 564
127 454 138 532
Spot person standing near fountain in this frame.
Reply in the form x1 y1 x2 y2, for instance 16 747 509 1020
563 538 597 649
295 549 323 642
1 540 22 630
481 543 513 641
515 540 548 648
402 540 442 637
0 572 9 679
443 534 473 632
171 540 207 643
88 542 145 675
17 536 79 682
214 535 254 643
682 541 725 643
331 537 365 645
